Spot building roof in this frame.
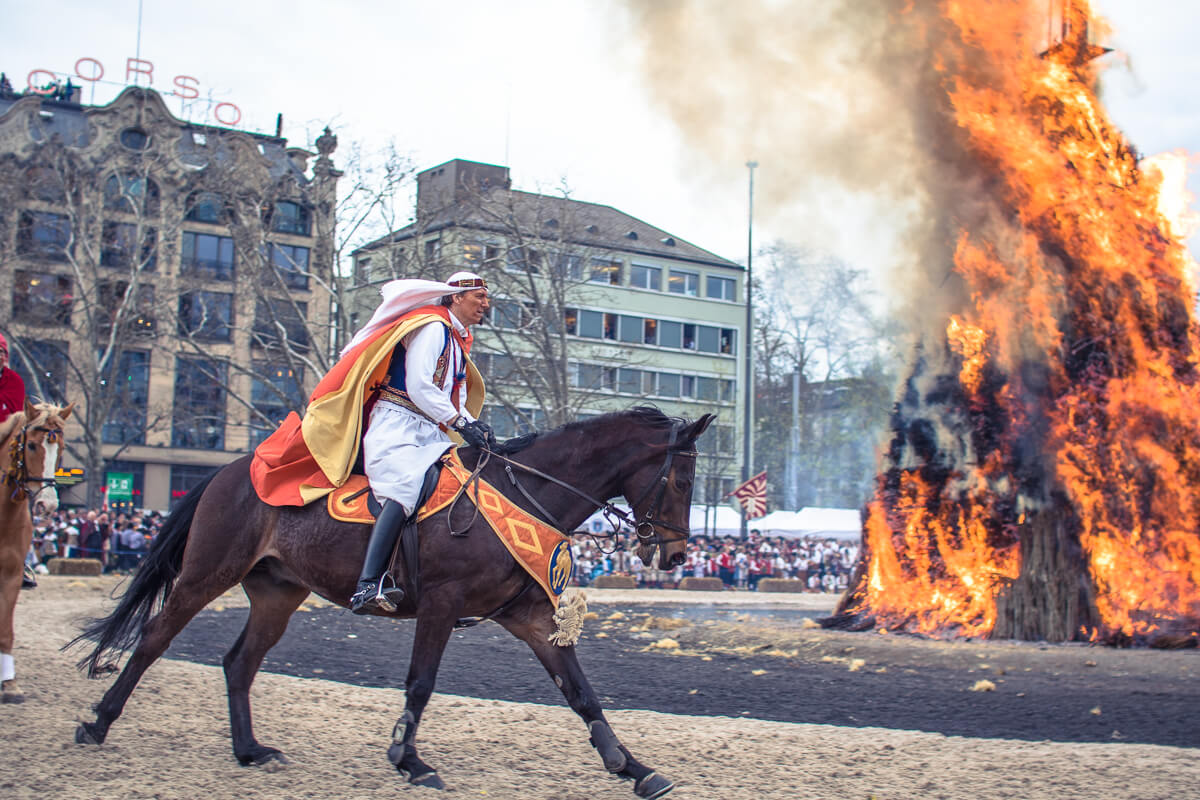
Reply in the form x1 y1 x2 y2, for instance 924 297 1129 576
355 167 741 271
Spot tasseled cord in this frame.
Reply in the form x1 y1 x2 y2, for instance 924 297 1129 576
548 589 588 646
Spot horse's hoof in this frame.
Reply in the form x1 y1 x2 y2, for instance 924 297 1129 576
1 680 25 704
407 769 444 790
238 747 289 767
75 722 104 744
634 772 675 799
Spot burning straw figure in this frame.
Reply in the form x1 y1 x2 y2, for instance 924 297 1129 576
825 0 1200 645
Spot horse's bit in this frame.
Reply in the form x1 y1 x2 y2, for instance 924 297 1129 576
6 422 60 505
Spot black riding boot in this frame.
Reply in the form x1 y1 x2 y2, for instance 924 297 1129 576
350 500 409 614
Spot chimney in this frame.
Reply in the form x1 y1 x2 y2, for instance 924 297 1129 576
416 159 511 220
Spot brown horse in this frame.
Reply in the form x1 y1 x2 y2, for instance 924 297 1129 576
1 400 72 703
72 407 713 798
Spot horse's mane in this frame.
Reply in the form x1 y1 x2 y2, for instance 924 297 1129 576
27 402 69 429
492 406 684 456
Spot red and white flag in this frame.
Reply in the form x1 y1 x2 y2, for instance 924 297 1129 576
728 471 768 519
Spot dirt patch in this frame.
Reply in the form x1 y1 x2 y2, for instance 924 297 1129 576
3 576 1198 800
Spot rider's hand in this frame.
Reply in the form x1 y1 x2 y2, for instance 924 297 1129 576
453 417 493 450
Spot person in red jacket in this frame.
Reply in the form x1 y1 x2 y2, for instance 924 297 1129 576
0 332 26 424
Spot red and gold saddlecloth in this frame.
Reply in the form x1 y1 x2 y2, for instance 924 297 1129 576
326 451 573 607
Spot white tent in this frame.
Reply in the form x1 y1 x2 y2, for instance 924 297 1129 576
746 507 862 540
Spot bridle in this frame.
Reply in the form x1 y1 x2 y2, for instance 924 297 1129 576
5 420 62 505
447 421 697 551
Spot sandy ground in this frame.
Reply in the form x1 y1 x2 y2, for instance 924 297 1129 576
3 576 1197 800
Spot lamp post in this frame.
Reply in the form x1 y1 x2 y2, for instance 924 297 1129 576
741 160 758 539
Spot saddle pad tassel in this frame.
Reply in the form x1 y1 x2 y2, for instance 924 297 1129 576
548 589 588 647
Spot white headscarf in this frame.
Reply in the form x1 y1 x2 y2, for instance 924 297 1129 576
339 272 487 358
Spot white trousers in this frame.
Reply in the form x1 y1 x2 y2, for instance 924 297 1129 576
363 401 454 511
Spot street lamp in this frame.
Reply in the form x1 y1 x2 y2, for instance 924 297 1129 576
741 160 758 539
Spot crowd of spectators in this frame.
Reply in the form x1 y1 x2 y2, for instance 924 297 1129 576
26 507 858 593
570 530 858 592
25 507 165 575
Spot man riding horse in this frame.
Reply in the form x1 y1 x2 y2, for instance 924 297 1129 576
250 271 496 613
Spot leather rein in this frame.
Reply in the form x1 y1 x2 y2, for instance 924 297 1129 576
6 421 61 504
445 421 697 550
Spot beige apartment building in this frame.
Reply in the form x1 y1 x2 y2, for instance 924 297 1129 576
0 85 338 509
350 159 744 503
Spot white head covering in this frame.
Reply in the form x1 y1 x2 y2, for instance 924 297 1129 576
339 272 488 358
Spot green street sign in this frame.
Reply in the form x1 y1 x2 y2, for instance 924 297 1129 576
106 472 134 501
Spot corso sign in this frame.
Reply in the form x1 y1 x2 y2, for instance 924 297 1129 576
25 57 242 126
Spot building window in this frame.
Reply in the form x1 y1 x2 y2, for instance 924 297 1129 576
657 373 681 398
642 371 658 395
617 368 642 395
103 173 159 215
271 201 311 235
577 309 604 339
250 362 304 448
618 315 643 344
698 325 721 354
119 128 150 151
563 307 579 335
720 379 735 403
643 318 658 345
554 253 583 280
577 363 615 392
668 269 700 296
506 245 541 273
463 242 501 270
630 263 662 291
101 222 157 270
355 257 372 285
170 464 214 509
589 259 621 285
424 238 441 263
681 375 696 398
178 291 233 341
682 323 697 350
181 232 235 280
98 282 156 337
184 191 228 224
697 376 720 402
17 211 70 261
719 328 736 355
253 298 309 350
172 357 226 450
707 275 737 301
489 299 525 329
101 350 150 445
603 313 617 340
9 339 68 404
12 270 72 325
269 243 310 290
658 320 682 349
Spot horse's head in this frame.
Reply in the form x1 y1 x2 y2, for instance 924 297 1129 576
620 410 715 570
18 399 74 514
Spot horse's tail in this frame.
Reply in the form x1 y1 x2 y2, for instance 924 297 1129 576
66 470 219 677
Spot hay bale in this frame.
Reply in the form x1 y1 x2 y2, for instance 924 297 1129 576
47 558 103 576
678 577 725 592
757 578 808 593
591 575 637 589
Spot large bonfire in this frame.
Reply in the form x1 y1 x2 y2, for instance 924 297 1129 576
829 0 1200 646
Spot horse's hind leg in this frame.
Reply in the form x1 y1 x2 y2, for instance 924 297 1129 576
497 608 675 800
77 572 236 745
223 563 309 766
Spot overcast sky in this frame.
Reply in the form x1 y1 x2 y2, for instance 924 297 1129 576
4 1 1197 271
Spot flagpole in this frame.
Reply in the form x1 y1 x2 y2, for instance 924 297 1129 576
741 160 758 539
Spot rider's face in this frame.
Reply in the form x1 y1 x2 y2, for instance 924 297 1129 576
451 288 490 328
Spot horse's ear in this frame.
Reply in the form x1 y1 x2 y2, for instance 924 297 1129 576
684 413 716 443
59 402 75 421
24 398 38 418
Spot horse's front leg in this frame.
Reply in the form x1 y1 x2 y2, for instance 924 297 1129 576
496 603 675 800
387 607 457 789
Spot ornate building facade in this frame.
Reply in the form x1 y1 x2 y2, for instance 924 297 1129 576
0 86 338 509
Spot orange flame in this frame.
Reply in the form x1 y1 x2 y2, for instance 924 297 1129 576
846 0 1200 643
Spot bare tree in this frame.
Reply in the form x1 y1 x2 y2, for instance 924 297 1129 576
753 243 898 509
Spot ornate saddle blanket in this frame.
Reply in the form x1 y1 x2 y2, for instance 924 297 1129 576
327 451 574 607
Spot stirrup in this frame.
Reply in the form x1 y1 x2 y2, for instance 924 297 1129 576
350 577 405 614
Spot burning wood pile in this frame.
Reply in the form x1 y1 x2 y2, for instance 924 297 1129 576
827 1 1200 646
